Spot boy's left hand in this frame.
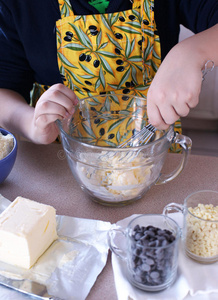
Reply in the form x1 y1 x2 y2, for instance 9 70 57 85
147 44 203 130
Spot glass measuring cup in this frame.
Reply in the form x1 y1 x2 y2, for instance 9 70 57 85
163 190 218 264
108 214 181 291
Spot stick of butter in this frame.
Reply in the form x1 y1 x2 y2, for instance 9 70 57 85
0 196 58 269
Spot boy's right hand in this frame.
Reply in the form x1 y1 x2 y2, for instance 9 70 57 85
31 84 78 144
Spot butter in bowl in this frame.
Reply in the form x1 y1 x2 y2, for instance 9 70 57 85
0 128 17 184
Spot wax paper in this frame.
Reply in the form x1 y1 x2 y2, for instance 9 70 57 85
0 194 111 300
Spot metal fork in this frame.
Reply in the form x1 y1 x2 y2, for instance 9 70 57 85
99 123 156 162
100 60 215 162
116 59 214 150
118 123 156 148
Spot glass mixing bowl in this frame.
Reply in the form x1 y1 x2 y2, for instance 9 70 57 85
57 94 192 206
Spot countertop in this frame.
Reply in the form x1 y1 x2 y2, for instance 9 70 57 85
0 141 218 300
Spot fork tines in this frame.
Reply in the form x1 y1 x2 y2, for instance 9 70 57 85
118 123 156 148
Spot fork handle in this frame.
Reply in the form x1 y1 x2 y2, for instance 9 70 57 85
202 60 214 81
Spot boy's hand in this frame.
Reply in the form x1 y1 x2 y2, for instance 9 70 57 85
147 43 203 130
32 84 78 144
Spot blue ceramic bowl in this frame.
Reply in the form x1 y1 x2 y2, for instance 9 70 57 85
0 128 17 184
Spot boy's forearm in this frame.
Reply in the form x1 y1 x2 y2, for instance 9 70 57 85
0 88 34 141
177 24 218 67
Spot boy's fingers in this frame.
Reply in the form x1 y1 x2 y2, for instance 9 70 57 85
147 102 170 130
34 101 69 121
41 84 78 113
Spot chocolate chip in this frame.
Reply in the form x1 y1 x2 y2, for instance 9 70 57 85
140 263 151 272
150 271 160 279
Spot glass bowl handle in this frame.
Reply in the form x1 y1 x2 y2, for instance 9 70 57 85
156 133 192 185
108 227 127 260
163 203 184 216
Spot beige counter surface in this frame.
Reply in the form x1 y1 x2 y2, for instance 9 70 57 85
0 141 218 300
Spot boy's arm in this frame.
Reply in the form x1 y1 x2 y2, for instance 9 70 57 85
147 24 218 130
0 84 78 144
0 88 34 140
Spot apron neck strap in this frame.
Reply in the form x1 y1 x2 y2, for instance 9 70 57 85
58 0 74 18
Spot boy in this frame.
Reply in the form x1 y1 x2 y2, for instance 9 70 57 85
0 0 217 146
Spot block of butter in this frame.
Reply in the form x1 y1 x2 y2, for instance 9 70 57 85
0 196 58 269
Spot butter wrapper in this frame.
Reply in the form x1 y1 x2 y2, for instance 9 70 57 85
0 194 111 300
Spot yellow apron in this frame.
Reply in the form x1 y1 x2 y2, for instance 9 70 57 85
32 0 182 152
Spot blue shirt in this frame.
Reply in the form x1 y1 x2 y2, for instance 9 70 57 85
0 0 217 102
